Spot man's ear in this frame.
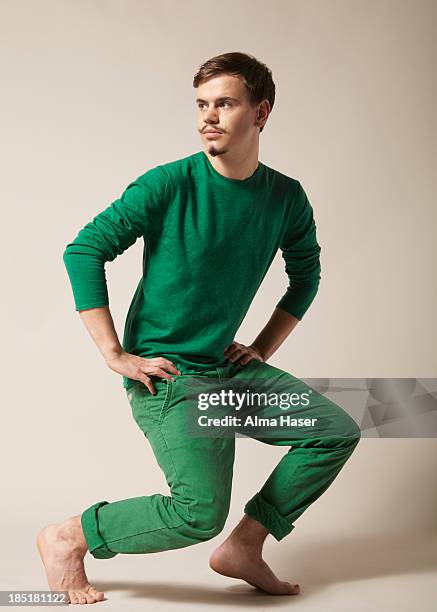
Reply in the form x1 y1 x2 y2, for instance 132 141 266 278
256 100 270 127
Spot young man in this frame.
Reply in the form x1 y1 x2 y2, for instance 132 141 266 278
37 52 361 604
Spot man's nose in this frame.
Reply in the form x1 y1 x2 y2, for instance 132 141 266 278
204 109 219 123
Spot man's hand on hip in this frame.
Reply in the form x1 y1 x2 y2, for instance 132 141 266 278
224 341 265 366
105 352 181 395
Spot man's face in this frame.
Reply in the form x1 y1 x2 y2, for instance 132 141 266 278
196 74 261 157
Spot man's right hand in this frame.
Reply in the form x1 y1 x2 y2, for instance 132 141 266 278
105 351 181 395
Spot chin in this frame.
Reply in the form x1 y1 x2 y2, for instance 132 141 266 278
208 145 228 157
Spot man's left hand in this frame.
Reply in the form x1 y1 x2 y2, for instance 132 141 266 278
224 341 265 366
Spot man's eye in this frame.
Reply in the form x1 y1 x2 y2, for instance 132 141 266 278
197 102 231 109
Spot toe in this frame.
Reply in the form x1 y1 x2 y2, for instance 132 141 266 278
69 591 78 604
289 582 300 594
88 586 105 601
84 592 96 604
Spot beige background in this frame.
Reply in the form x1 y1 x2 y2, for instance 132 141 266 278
1 0 436 609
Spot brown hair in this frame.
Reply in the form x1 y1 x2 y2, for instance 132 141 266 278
193 51 275 133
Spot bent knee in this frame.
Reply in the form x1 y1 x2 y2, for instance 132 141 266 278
323 422 361 450
194 522 225 541
187 509 228 541
348 419 362 444
338 414 362 446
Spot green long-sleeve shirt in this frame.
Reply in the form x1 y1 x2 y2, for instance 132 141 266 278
63 150 321 390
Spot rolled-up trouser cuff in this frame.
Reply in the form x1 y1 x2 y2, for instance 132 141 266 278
81 501 118 559
244 492 295 541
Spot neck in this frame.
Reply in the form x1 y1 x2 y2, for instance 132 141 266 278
204 147 260 181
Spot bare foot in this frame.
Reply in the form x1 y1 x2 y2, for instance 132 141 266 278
209 538 300 596
36 516 105 604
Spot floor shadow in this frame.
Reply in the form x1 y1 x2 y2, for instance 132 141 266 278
94 580 299 607
93 529 437 604
271 528 437 587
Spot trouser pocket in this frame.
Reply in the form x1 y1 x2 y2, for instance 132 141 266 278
126 379 173 434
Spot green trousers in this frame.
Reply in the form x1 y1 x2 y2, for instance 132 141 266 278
81 359 361 559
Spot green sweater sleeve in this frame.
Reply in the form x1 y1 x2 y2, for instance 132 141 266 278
276 181 321 320
63 165 168 311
